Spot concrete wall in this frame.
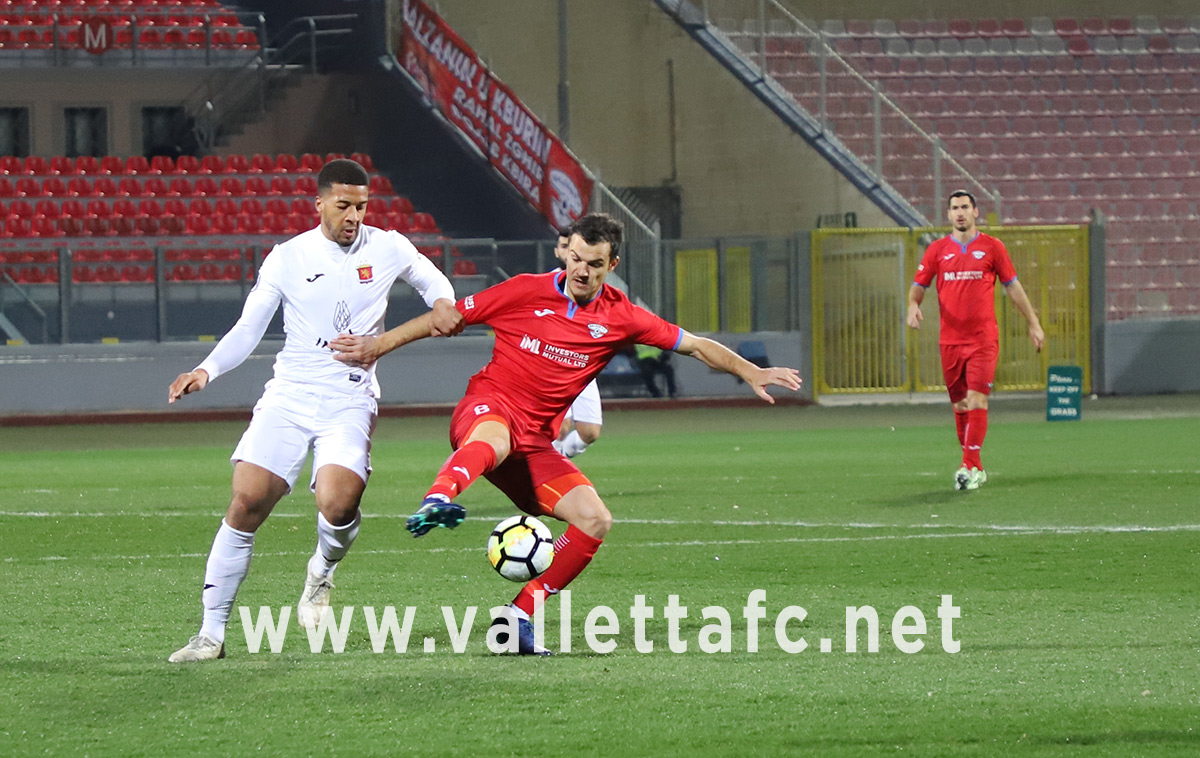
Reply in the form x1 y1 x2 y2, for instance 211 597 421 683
1104 319 1200 395
0 331 811 416
0 68 214 157
430 0 895 238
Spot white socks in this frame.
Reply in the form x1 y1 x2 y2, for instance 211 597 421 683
194 513 360 644
199 519 255 645
308 511 361 580
555 430 589 458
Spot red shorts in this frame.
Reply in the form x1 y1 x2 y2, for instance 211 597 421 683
939 341 998 403
450 392 592 517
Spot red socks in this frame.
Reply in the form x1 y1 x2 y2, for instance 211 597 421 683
425 440 496 501
955 410 969 450
963 408 988 469
513 525 603 616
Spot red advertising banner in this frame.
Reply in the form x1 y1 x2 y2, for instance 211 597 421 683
400 0 593 229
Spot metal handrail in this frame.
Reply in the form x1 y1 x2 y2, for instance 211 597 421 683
701 0 1000 221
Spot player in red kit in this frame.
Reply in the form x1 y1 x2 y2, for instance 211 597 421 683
331 213 802 654
907 191 1045 491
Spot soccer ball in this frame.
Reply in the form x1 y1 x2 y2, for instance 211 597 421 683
487 515 554 583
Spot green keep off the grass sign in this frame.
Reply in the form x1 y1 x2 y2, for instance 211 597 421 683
1047 365 1082 421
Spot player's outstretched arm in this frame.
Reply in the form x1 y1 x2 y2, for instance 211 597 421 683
674 332 801 404
1003 280 1045 351
429 298 465 337
330 311 436 368
168 369 209 404
906 284 926 329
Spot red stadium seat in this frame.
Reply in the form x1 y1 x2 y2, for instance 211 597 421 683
287 213 311 233
125 155 152 174
290 198 312 216
264 198 289 216
139 199 164 217
150 156 177 174
22 156 48 176
49 156 76 175
299 153 323 173
100 156 125 175
240 198 264 216
211 214 238 235
135 216 160 235
250 153 274 173
68 177 95 197
187 216 212 235
237 214 262 234
88 199 112 218
9 198 34 217
201 155 227 174
213 197 239 217
117 177 145 198
194 176 219 196
43 177 72 197
34 216 64 237
0 156 22 175
93 177 119 197
0 179 13 198
60 217 87 237
244 176 270 196
269 176 293 196
163 198 188 217
225 154 251 173
369 175 394 195
176 155 202 174
169 177 195 197
110 217 137 236
274 154 299 172
35 200 61 219
86 217 112 236
350 152 375 171
294 175 318 195
220 177 245 196
190 198 213 216
263 213 288 235
75 156 102 175
144 177 170 197
61 199 87 219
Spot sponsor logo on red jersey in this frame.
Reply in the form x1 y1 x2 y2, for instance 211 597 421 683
587 323 608 339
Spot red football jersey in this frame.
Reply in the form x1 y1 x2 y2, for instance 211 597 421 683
913 232 1018 345
457 270 683 437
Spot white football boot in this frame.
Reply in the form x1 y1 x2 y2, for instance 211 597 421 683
168 634 225 662
297 569 334 629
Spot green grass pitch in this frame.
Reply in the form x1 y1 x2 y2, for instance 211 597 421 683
1 396 1198 756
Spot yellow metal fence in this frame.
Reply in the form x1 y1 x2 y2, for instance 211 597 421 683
811 226 1090 397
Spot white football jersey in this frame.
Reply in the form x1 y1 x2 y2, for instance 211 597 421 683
197 224 454 397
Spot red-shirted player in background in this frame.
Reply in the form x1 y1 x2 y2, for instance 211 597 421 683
331 213 801 654
907 190 1045 491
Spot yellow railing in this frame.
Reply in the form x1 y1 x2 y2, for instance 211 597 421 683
812 226 1090 397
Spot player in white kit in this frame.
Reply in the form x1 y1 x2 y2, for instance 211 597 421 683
166 159 463 661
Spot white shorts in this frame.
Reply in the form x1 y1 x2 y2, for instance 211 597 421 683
566 378 603 426
231 381 378 492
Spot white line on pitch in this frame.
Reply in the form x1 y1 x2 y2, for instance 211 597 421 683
6 523 1200 564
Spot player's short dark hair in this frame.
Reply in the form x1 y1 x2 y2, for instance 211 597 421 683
566 212 623 260
947 189 976 208
317 159 370 194
556 225 571 239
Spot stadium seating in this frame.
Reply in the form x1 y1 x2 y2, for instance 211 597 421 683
0 152 444 282
757 15 1200 318
0 1 261 52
